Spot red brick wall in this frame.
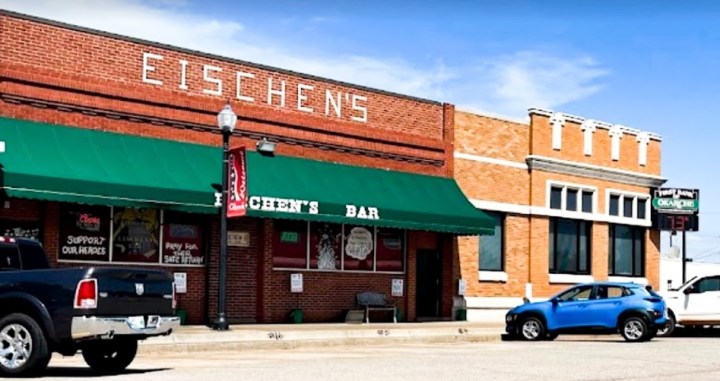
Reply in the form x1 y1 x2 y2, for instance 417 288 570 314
0 12 458 323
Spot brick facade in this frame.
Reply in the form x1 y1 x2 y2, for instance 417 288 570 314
454 109 665 317
0 11 460 324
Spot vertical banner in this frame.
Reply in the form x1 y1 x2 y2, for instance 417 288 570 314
227 146 248 218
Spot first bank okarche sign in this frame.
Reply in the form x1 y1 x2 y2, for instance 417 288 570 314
652 188 699 214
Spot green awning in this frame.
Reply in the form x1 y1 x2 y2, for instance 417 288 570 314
244 149 494 235
0 117 219 213
0 117 494 235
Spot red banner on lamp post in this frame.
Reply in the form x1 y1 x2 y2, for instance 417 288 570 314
227 146 248 218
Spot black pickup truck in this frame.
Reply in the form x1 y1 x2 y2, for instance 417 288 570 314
0 236 179 377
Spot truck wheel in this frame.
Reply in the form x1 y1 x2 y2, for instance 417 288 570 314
621 316 649 342
0 313 51 377
82 339 138 374
657 314 676 337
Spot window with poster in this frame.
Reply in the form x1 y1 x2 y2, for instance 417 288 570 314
58 204 111 262
111 207 160 263
272 219 405 273
343 225 374 271
309 222 342 271
161 211 208 266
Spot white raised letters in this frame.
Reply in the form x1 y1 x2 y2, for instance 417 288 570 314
345 204 380 220
203 65 223 96
267 78 286 107
142 52 163 85
298 84 314 113
178 60 189 90
351 95 368 123
236 71 255 102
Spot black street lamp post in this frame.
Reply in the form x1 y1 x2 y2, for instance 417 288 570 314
213 103 237 331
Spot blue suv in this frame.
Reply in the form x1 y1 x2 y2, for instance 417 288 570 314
505 282 667 342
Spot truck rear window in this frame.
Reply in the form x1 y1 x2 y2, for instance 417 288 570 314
0 245 21 270
17 241 50 270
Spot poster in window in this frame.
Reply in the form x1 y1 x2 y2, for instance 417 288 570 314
0 220 42 243
309 222 341 270
272 219 308 268
162 223 204 265
112 208 160 263
375 227 404 272
58 205 111 262
343 225 374 271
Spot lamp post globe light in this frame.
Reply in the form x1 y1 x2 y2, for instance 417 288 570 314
213 102 237 331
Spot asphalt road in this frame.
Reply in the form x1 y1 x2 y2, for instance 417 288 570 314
37 336 720 381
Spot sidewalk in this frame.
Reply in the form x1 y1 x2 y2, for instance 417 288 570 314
138 321 506 354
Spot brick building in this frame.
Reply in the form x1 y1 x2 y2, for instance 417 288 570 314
454 109 666 321
0 10 494 324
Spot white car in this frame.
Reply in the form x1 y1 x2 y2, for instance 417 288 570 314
658 275 720 336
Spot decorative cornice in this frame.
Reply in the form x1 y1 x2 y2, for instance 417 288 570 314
525 155 667 187
0 94 444 166
528 108 662 141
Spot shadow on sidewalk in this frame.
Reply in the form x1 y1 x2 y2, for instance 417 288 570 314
40 367 169 378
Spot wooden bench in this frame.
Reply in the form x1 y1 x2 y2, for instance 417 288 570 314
357 291 397 323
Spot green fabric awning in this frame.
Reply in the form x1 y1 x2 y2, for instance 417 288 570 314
0 117 494 235
0 117 219 213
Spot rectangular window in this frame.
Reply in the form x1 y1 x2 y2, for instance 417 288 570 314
549 218 591 275
375 227 404 272
309 222 342 270
582 191 593 213
566 189 578 211
637 199 647 219
479 212 504 271
343 225 375 271
0 245 20 270
272 219 309 269
623 197 634 218
609 195 620 216
608 224 645 277
111 208 160 263
161 210 207 266
550 187 563 209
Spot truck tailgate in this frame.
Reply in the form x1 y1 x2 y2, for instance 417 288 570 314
88 268 174 316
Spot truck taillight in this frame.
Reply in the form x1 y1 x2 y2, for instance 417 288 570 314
172 282 177 309
74 278 98 309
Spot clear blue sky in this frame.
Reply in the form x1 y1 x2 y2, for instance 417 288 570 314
2 0 718 259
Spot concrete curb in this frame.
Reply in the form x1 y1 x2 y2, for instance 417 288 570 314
136 324 505 354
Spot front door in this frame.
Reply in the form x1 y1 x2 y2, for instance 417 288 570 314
416 249 441 318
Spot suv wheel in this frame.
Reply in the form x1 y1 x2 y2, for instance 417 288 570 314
519 317 546 341
657 314 676 337
621 316 649 342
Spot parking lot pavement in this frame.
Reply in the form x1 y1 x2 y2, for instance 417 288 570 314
40 335 720 381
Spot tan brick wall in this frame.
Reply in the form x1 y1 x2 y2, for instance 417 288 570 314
529 113 661 176
455 110 665 302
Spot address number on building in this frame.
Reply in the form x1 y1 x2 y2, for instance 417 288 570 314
227 231 250 247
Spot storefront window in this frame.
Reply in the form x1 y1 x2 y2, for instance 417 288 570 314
272 219 308 269
609 224 645 277
479 212 504 271
549 218 591 274
309 222 342 270
58 204 111 262
375 227 404 272
161 211 206 266
0 219 42 242
343 225 375 271
111 207 160 263
273 220 405 273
